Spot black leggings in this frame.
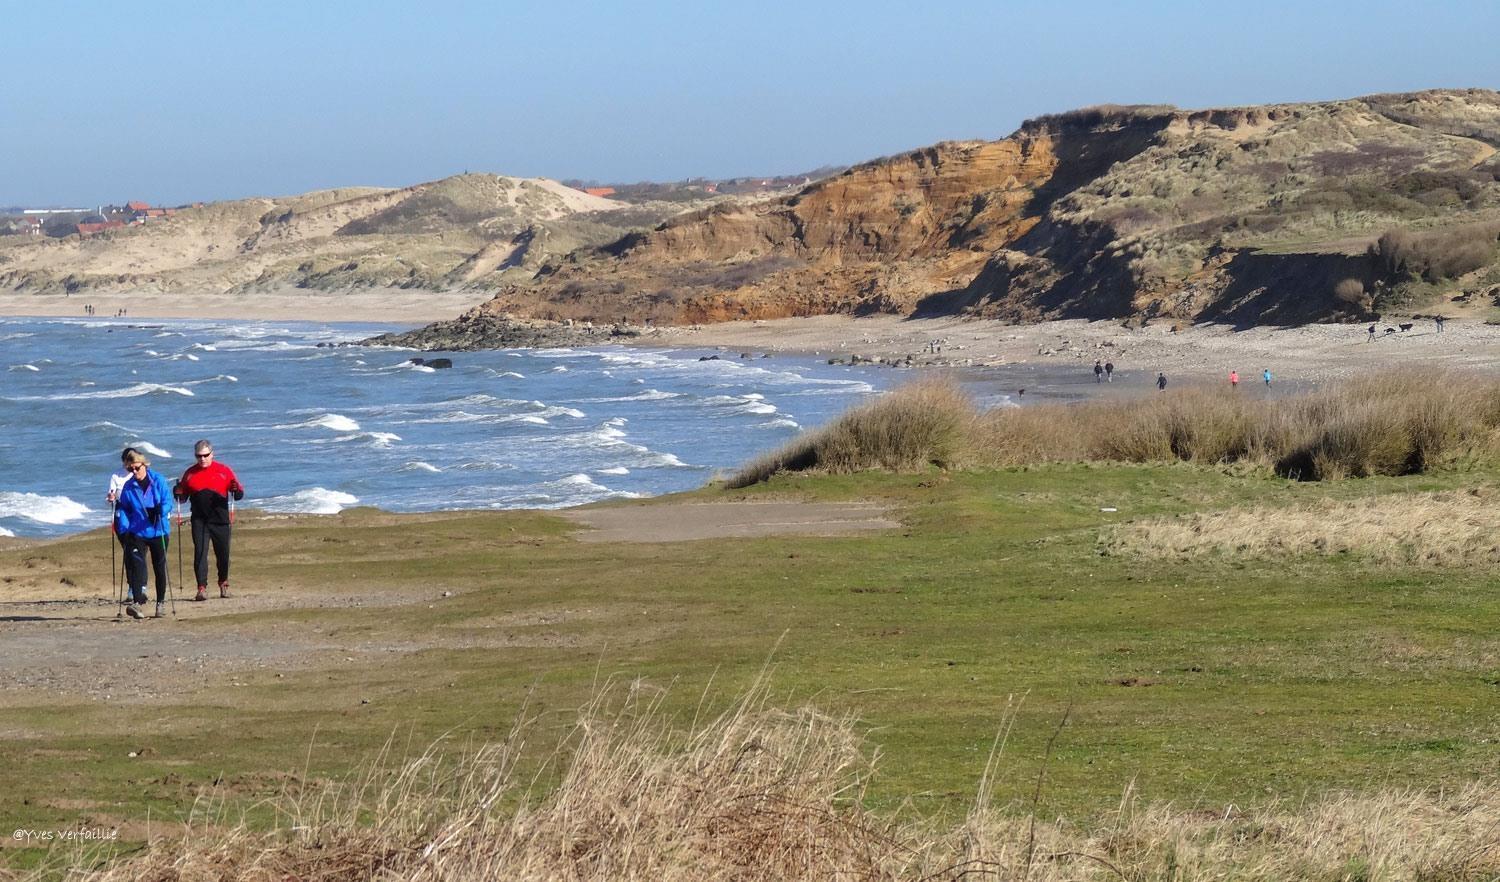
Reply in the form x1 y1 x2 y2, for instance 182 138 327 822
192 519 232 586
122 534 169 602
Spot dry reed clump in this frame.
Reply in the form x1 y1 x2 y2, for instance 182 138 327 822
31 681 1500 881
727 377 974 488
1100 488 1500 567
730 370 1500 486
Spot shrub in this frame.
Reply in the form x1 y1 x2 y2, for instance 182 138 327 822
1334 277 1368 306
1369 224 1500 282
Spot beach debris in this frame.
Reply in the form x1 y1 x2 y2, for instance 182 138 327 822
1101 507 1118 512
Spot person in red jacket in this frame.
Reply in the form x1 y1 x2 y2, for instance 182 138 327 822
173 439 244 600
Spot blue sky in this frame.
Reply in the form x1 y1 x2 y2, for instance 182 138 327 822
4 0 1498 206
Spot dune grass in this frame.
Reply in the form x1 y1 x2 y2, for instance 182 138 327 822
1103 487 1500 568
730 370 1500 486
728 377 973 487
24 680 1500 881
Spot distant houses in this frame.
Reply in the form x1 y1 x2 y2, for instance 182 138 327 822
0 200 179 238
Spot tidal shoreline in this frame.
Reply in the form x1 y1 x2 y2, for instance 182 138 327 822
6 289 1498 396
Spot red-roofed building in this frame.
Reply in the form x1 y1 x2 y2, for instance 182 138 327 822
126 201 149 211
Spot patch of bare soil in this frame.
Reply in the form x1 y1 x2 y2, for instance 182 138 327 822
561 501 900 543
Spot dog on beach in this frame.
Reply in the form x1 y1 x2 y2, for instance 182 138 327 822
1398 322 1414 332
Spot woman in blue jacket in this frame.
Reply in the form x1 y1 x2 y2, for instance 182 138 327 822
115 451 173 619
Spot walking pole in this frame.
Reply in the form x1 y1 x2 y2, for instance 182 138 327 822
163 511 177 619
175 498 185 616
110 498 123 620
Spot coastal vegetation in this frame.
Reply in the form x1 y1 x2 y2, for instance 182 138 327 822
3 372 1498 874
23 686 1500 880
730 371 1500 486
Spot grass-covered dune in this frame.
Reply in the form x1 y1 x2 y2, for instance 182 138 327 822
3 375 1500 878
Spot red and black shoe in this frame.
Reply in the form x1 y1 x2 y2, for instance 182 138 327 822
193 585 208 602
219 581 230 599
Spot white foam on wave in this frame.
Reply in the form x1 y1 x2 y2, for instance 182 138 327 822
400 410 490 425
559 473 604 488
455 461 516 471
256 488 358 514
130 441 172 459
400 461 442 473
16 382 194 401
549 365 569 373
86 420 138 436
596 466 630 475
594 352 671 369
190 343 217 351
579 388 681 403
489 370 524 379
8 364 39 372
510 474 643 509
183 374 238 386
0 491 91 525
406 363 437 373
277 413 361 432
315 431 402 449
0 525 12 537
0 332 35 341
761 417 801 429
703 393 777 415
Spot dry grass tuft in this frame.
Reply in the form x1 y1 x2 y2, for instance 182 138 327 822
728 377 974 488
1101 488 1500 567
27 680 1500 881
731 370 1500 486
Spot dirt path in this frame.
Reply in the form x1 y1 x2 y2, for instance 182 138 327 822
0 500 899 704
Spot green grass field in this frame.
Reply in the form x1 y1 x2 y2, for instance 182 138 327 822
2 463 1498 872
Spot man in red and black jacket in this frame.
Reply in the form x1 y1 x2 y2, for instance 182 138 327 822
173 439 245 601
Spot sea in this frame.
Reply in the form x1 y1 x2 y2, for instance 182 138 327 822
0 317 899 540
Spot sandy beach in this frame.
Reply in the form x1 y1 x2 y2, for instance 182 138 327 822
648 313 1500 393
5 289 1498 394
0 288 493 323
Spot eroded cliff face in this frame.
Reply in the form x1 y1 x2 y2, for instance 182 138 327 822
463 90 1500 331
473 137 1072 324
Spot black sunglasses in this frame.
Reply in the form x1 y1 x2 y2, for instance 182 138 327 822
195 452 213 458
